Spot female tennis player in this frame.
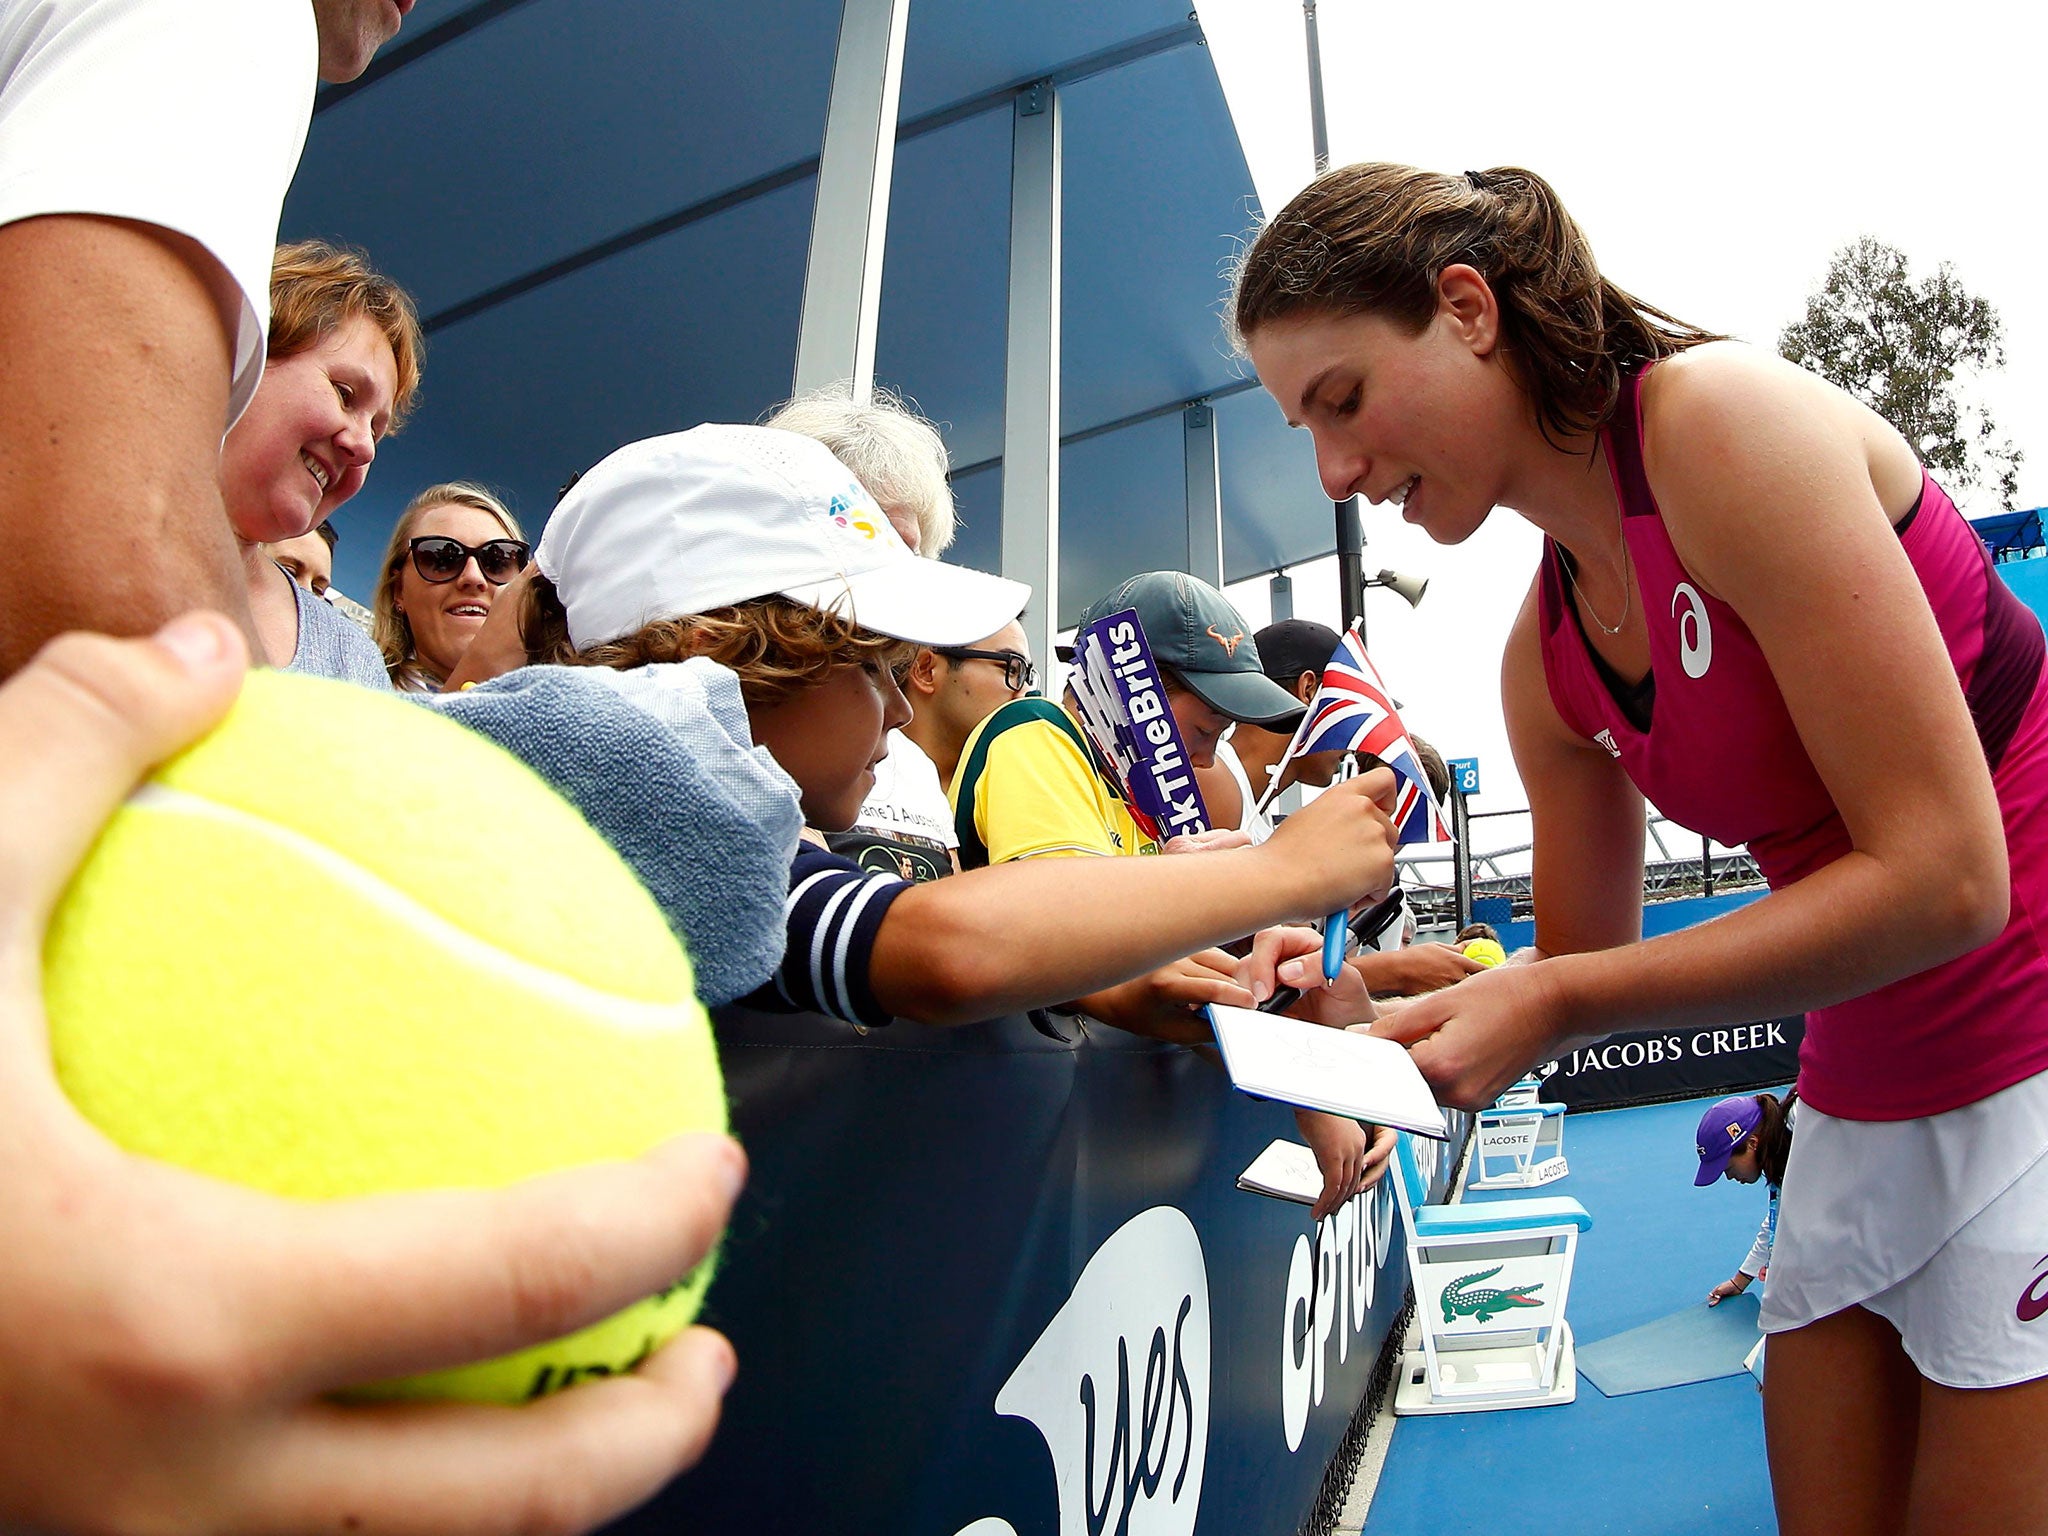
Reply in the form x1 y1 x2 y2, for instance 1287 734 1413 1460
1233 163 2048 1535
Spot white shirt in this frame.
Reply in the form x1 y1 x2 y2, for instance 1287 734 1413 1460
849 731 958 851
1214 737 1274 843
0 0 319 423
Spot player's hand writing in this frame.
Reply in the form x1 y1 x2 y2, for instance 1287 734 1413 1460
1368 959 1571 1110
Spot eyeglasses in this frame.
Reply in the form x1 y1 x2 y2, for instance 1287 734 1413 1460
408 535 530 586
936 647 1036 694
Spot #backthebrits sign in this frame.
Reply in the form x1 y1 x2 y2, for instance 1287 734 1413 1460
1067 609 1210 843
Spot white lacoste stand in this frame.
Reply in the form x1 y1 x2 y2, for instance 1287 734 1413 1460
1390 1132 1589 1415
1468 1079 1571 1191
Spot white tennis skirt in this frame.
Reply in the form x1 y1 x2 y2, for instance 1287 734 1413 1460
1759 1066 2048 1389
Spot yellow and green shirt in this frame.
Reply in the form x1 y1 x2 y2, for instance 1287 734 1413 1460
950 697 1160 868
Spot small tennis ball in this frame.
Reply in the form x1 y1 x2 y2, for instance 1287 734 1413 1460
1462 938 1507 968
42 669 727 1403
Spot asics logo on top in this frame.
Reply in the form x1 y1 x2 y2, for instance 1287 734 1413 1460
2020 1255 2048 1324
1594 729 1620 758
1206 625 1243 656
1672 583 1713 679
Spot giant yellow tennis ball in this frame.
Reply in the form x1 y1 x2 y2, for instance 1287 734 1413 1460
41 669 727 1403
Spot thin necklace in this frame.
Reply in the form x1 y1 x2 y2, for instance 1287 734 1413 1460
1568 509 1633 637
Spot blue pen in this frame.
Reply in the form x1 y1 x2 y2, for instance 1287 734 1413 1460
1321 909 1347 985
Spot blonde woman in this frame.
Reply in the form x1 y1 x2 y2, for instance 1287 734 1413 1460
372 482 526 692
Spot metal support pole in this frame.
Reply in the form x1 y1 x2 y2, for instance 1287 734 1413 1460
1001 81 1061 674
1269 571 1294 622
1336 494 1365 634
1451 787 1474 934
1701 833 1716 898
1183 400 1223 587
1303 1 1330 173
792 0 911 400
1305 3 1364 637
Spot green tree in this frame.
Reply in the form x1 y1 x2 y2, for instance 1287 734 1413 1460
1780 237 2022 509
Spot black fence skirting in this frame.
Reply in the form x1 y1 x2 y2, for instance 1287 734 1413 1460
607 1006 1468 1536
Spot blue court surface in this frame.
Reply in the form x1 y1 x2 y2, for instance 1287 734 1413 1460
1365 1095 1785 1535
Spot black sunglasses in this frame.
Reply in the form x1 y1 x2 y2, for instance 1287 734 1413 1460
935 646 1036 694
408 535 529 586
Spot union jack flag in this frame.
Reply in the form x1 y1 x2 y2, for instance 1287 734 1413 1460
1265 621 1451 845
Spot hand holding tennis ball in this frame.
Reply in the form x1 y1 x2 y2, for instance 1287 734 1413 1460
0 616 742 1534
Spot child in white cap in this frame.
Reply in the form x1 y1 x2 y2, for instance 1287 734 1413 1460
492 424 1400 1056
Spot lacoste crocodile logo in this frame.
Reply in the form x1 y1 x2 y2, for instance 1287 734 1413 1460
1206 625 1243 657
2019 1255 2048 1323
1441 1265 1545 1324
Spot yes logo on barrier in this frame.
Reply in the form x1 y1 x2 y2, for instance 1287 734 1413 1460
956 1206 1212 1536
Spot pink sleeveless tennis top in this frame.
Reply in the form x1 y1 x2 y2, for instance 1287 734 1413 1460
1538 366 2048 1120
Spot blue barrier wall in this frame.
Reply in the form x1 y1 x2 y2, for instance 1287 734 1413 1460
1496 887 1767 954
610 1008 1465 1536
1996 553 2048 617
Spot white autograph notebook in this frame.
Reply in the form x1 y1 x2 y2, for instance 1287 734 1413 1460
1206 1005 1448 1140
1235 1140 1324 1205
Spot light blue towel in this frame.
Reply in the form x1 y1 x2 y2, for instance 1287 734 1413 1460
436 661 802 1006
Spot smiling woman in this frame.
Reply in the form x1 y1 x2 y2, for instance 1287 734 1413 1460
372 483 526 693
218 239 421 685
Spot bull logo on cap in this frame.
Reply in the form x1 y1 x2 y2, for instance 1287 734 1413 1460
1206 625 1243 657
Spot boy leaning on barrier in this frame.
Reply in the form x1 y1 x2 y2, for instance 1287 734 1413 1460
947 569 1397 1213
461 425 1402 1052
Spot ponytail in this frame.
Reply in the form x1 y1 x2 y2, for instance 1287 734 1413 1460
1754 1089 1798 1189
1230 163 1724 448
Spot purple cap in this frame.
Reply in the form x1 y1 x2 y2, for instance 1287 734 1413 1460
1693 1095 1764 1186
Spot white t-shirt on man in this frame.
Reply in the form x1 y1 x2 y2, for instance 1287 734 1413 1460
1214 737 1275 844
824 730 958 883
0 0 319 424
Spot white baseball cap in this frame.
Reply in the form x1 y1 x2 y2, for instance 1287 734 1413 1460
535 424 1029 651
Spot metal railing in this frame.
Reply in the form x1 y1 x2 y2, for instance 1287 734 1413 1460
1394 810 1766 931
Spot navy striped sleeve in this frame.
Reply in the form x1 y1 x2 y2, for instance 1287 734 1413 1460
743 844 909 1029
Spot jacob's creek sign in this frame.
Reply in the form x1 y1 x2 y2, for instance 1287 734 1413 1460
1540 1017 1803 1110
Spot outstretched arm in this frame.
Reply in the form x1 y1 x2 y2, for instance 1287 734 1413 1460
869 772 1400 1026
